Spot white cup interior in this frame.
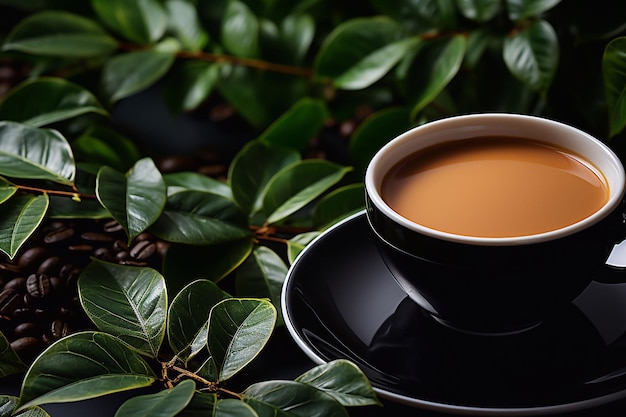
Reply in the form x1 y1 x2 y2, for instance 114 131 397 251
365 113 626 246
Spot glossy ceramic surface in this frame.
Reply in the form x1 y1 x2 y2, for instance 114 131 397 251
282 211 626 415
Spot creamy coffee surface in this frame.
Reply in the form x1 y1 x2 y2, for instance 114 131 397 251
381 137 609 237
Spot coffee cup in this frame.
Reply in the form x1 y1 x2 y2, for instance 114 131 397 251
365 113 626 334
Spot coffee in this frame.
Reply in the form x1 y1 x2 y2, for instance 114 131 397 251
381 136 609 238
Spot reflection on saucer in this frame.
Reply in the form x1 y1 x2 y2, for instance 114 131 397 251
282 211 626 415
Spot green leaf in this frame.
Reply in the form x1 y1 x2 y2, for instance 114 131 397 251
72 125 142 172
0 77 108 127
208 298 276 381
221 0 260 58
1 10 118 57
408 35 467 118
287 231 319 264
603 37 626 137
163 239 253 294
314 17 412 89
149 190 251 245
17 331 156 410
243 381 349 417
0 396 49 417
228 140 300 217
506 0 562 21
217 65 308 129
312 184 365 230
165 0 209 51
0 332 26 378
503 19 558 93
456 0 501 22
296 360 380 407
96 157 167 243
91 0 168 44
101 50 176 104
349 107 412 175
235 247 288 325
280 13 315 64
262 160 352 224
167 279 230 362
78 260 167 358
162 60 220 114
0 121 75 185
164 172 232 200
215 399 259 417
370 0 456 32
178 392 217 417
0 178 18 205
258 98 328 152
114 380 196 417
0 194 49 260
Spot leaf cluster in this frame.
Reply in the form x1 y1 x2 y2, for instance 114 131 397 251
0 260 380 416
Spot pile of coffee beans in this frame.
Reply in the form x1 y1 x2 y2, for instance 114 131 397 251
0 219 168 363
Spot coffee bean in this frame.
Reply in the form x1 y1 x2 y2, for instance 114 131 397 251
68 244 94 252
17 247 48 270
115 251 130 262
113 240 128 252
0 289 21 316
14 322 37 338
135 232 152 242
0 263 21 273
43 226 74 244
94 247 112 261
26 274 52 299
103 220 123 233
49 276 65 293
50 319 69 340
3 276 26 292
10 336 43 362
80 232 114 242
130 240 156 260
59 263 76 279
37 256 62 276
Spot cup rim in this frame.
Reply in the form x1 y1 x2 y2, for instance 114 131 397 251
365 113 626 246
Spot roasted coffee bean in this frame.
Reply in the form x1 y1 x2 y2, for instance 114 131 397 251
0 289 21 316
49 276 65 293
81 232 114 242
103 220 123 233
12 307 33 320
43 226 75 243
0 263 21 273
17 246 48 270
94 247 113 260
129 240 156 260
68 244 94 252
34 308 53 322
3 276 25 292
14 322 37 338
59 263 76 279
26 274 52 299
50 319 70 340
37 256 62 276
156 241 170 258
115 251 130 262
135 232 152 242
10 336 43 362
113 239 128 252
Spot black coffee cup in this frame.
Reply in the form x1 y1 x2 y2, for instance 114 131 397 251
365 113 626 334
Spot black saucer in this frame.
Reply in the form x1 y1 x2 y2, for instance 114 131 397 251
281 211 626 415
